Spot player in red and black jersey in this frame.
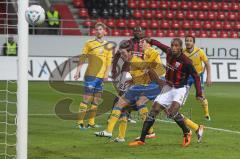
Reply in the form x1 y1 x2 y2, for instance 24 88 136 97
129 38 203 147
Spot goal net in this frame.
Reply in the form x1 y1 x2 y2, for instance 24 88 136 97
0 0 29 159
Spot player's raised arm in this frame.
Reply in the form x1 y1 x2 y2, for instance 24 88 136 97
150 39 171 54
187 63 203 100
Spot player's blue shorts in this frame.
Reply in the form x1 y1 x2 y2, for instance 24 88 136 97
84 76 103 94
187 72 204 91
123 82 161 104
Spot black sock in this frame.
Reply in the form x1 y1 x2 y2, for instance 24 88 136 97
173 113 190 134
140 112 155 142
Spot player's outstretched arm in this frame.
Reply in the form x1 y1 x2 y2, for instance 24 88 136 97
150 39 171 54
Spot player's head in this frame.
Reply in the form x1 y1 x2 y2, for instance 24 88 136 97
133 26 143 40
185 35 195 49
119 40 133 61
171 38 183 56
139 37 151 50
95 22 107 39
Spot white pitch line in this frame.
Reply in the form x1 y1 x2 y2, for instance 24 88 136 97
156 119 240 135
27 113 240 135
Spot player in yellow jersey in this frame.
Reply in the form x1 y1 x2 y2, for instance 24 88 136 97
94 38 165 138
74 22 113 129
183 35 212 121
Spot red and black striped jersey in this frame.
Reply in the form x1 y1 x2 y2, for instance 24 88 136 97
150 39 202 98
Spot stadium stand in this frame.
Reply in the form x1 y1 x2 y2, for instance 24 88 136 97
73 0 239 38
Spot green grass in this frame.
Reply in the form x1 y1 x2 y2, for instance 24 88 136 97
1 82 240 159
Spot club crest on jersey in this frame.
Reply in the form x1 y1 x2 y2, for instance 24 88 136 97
175 62 181 68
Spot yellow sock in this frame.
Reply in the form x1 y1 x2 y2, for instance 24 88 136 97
77 102 88 125
118 116 127 139
88 104 98 125
138 106 154 134
201 99 209 117
183 115 199 131
106 108 121 133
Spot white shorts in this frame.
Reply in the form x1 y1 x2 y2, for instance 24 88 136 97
154 85 188 109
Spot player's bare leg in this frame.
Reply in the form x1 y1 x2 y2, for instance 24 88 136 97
166 101 192 147
129 102 164 146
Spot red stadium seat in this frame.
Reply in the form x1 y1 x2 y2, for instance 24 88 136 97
116 19 126 28
217 12 226 21
89 28 96 36
203 21 212 30
191 2 199 10
223 22 232 30
139 20 148 29
235 22 240 30
210 2 219 11
231 3 239 11
229 32 238 38
210 31 218 38
155 30 165 37
133 10 142 19
73 0 84 8
199 30 208 38
145 30 153 37
197 12 206 20
111 29 121 36
214 21 222 30
150 20 159 29
78 8 89 18
177 30 185 37
182 21 191 29
149 0 158 9
139 0 148 9
221 2 229 11
106 19 115 28
159 1 168 9
208 12 216 20
188 30 197 37
186 11 195 20
166 30 175 37
166 10 174 19
128 19 137 28
144 10 154 19
160 20 170 29
128 0 137 9
155 10 164 19
170 1 179 10
180 1 189 10
219 31 228 38
192 21 201 30
172 21 180 29
201 2 209 10
228 12 237 21
82 19 93 27
122 29 132 36
176 11 185 19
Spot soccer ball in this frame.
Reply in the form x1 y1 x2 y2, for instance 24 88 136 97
25 5 45 26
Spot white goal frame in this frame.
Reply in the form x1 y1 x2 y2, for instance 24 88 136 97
17 1 29 159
